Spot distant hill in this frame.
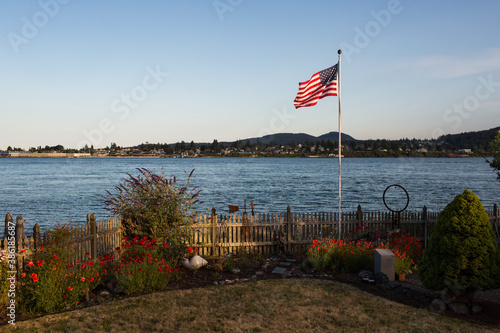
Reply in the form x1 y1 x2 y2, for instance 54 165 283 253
238 132 356 146
438 126 500 149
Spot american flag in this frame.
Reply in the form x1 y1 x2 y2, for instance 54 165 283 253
293 64 338 109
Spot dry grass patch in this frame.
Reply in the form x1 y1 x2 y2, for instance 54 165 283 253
3 279 498 333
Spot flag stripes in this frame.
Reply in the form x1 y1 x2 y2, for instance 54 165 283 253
293 64 338 109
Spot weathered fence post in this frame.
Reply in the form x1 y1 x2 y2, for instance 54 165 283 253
211 207 217 256
494 203 499 238
15 216 26 250
286 206 292 253
89 213 97 260
4 213 13 240
422 206 428 248
356 205 363 227
33 223 42 251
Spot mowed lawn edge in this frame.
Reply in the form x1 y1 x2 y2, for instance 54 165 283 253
3 279 498 333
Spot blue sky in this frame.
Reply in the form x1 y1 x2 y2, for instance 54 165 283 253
1 0 499 150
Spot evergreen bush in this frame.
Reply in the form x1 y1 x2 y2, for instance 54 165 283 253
419 189 500 292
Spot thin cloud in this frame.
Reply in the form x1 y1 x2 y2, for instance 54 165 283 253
408 48 500 78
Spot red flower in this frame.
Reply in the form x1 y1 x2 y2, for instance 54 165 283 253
163 243 168 248
53 254 59 260
31 273 38 282
27 261 34 267
89 277 94 282
188 247 193 253
81 277 85 282
20 249 25 253
194 248 199 253
21 273 26 278
40 247 43 251
68 286 73 291
80 264 85 269
86 252 90 255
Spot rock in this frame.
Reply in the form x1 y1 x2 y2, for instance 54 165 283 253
213 281 218 285
255 270 264 275
181 255 208 270
362 277 375 284
358 270 374 280
106 279 123 295
218 280 225 285
440 289 457 304
384 282 402 290
98 290 111 298
374 272 389 285
232 267 241 274
448 302 482 315
250 274 257 280
286 258 297 263
429 299 446 313
225 279 233 284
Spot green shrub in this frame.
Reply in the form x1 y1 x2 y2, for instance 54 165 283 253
111 236 180 294
0 250 9 307
419 189 500 292
17 223 103 314
104 168 201 261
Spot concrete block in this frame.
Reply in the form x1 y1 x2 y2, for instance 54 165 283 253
374 248 395 282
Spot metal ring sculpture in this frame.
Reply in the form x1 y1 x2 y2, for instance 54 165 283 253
383 184 409 213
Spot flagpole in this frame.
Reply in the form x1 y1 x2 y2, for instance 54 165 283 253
337 49 342 239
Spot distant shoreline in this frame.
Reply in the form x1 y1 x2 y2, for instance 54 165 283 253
0 154 487 159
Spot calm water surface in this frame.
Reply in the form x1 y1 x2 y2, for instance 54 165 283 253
0 157 498 231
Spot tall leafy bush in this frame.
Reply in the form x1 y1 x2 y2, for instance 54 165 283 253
104 168 200 260
419 189 500 292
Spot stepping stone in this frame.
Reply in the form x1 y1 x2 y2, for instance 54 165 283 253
285 259 297 263
279 262 292 266
272 267 287 274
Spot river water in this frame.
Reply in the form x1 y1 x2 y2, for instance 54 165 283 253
0 157 498 231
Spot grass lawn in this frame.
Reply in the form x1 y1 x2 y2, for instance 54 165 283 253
3 279 497 333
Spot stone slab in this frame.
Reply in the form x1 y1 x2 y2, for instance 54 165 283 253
279 262 292 266
374 248 395 282
272 267 287 274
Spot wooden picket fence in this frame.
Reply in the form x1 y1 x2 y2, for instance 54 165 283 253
2 204 499 272
1 214 123 273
